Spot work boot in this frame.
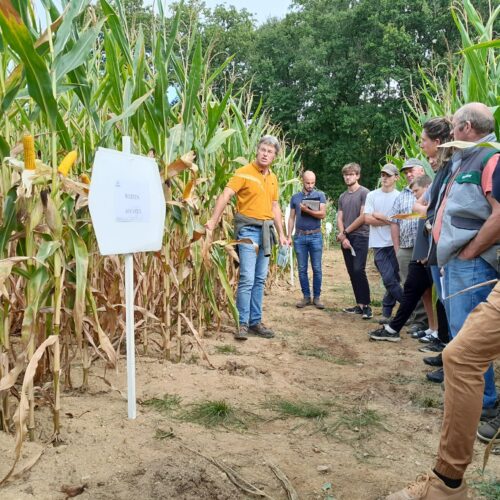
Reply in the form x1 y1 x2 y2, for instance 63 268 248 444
248 323 275 338
234 324 248 341
296 297 312 308
313 297 325 309
386 471 468 499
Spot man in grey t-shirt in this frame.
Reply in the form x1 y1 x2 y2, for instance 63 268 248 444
337 162 372 319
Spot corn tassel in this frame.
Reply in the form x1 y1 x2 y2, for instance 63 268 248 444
57 150 77 177
23 134 36 170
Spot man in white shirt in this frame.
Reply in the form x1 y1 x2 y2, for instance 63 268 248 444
364 164 404 327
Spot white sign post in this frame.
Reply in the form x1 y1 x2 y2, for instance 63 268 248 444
89 139 166 419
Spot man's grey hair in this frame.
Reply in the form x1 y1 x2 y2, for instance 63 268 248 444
454 103 495 135
258 135 281 154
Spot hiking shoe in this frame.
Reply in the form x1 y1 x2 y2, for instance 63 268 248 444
378 316 392 325
362 305 373 319
234 324 248 341
386 471 468 499
343 305 363 314
418 340 446 353
426 368 444 384
369 326 401 342
248 323 275 339
423 353 443 367
477 413 500 443
296 297 312 308
481 405 499 422
313 297 325 309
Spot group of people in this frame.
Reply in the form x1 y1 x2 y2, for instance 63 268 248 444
206 102 500 499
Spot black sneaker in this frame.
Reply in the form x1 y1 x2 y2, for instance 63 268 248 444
248 323 275 339
362 306 373 320
411 330 428 339
419 332 439 343
343 305 362 314
477 414 500 443
369 326 401 342
481 405 499 422
426 367 444 383
419 340 446 353
423 353 443 367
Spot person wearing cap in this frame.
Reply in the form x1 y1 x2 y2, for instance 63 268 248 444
387 158 429 333
363 164 403 320
205 135 289 341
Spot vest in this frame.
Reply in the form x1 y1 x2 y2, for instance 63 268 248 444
437 136 499 269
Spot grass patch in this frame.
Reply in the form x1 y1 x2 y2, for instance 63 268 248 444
471 478 500 499
264 397 328 419
215 344 239 355
410 393 441 409
179 399 248 429
392 374 416 385
322 407 385 439
154 428 175 440
298 346 352 365
143 394 182 414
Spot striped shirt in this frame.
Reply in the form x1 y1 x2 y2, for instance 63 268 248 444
388 187 418 248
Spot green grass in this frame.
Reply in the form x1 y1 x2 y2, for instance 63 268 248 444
264 397 329 419
154 428 175 440
298 346 352 365
215 344 239 355
322 408 385 439
471 478 500 499
179 399 248 429
410 393 441 409
143 394 182 413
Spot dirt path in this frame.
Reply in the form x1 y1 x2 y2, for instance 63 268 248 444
1 249 499 499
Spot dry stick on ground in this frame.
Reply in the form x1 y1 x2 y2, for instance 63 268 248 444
268 462 300 500
181 444 275 499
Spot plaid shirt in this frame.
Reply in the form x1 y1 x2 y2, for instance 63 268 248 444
388 187 418 248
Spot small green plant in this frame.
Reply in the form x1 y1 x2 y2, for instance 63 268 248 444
470 478 500 499
155 428 175 440
215 344 239 355
143 394 182 414
322 407 385 439
298 346 351 365
264 397 328 419
179 400 247 429
410 393 441 409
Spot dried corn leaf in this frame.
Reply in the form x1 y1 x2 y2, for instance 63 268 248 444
0 335 58 486
0 353 26 392
391 212 425 220
166 151 196 178
179 313 215 369
88 292 117 368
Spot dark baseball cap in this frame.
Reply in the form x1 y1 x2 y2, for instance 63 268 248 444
380 163 399 176
401 158 426 170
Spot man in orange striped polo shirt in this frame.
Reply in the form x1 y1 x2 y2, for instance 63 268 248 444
206 136 288 340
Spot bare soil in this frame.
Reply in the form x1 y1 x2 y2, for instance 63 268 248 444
1 249 499 500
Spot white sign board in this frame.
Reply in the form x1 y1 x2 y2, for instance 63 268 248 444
89 147 166 255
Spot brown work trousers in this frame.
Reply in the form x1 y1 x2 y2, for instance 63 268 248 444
435 281 500 479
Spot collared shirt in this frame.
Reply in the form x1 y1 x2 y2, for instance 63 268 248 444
388 187 418 248
226 162 279 220
290 189 326 231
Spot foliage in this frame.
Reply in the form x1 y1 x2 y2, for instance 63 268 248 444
264 397 329 419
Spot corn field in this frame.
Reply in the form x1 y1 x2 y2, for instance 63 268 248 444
0 0 301 480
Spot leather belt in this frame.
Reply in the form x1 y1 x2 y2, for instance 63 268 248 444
296 228 321 236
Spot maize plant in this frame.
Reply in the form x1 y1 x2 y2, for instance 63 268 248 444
389 0 500 165
0 0 301 478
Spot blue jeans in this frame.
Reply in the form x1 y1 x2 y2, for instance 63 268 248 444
373 246 403 318
236 226 270 326
444 257 498 409
294 232 323 298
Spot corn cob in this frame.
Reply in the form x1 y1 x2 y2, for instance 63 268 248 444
23 134 36 170
57 150 77 177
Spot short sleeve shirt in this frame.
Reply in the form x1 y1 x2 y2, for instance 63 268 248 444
364 188 400 248
290 190 326 231
388 187 419 248
338 186 369 237
226 162 279 220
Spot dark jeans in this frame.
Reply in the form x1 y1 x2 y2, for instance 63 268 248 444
341 233 370 305
389 261 451 341
373 247 403 318
294 232 323 298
